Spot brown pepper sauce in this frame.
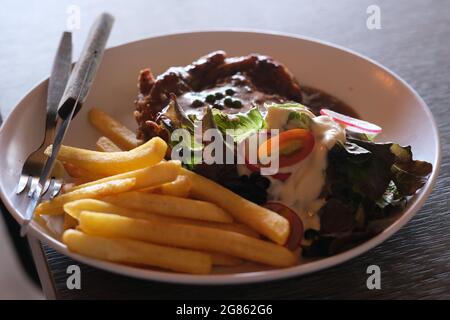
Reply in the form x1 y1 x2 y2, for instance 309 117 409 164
175 73 357 119
301 86 358 118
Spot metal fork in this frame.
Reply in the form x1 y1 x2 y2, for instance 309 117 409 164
16 32 72 198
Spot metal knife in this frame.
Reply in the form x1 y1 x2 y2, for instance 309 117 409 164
47 31 73 134
21 13 115 235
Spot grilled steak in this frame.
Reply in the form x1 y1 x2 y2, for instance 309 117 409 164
134 51 303 141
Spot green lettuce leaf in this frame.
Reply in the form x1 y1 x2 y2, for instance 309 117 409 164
159 96 202 168
159 94 196 133
286 111 313 129
212 107 265 143
376 181 402 209
349 139 433 197
390 144 433 196
265 102 310 110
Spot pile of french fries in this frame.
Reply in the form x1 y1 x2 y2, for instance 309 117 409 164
35 108 296 275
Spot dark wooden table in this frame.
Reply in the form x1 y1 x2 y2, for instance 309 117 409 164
1 0 449 299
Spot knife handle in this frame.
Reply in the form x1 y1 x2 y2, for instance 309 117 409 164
47 31 72 127
58 13 114 119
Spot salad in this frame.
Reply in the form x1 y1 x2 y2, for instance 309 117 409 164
134 51 433 257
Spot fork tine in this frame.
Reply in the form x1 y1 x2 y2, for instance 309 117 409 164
47 179 55 197
27 177 39 197
42 179 51 195
16 175 30 194
50 179 63 198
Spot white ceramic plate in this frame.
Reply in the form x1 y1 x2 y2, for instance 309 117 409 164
0 31 441 285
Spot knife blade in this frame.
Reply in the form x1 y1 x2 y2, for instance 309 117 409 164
21 13 114 235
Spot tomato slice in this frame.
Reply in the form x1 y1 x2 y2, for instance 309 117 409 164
241 129 315 181
264 202 304 250
271 172 292 182
241 132 292 181
244 163 292 181
258 129 315 168
244 162 260 173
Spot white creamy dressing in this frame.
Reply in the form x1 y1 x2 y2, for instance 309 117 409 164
264 105 315 132
237 106 346 232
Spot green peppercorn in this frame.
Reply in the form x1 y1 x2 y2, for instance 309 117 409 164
225 88 235 96
224 97 233 107
232 99 243 108
205 94 216 103
191 99 204 108
215 92 224 100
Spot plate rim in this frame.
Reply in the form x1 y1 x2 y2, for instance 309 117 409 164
0 29 442 285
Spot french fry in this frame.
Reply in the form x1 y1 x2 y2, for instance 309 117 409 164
33 212 47 226
63 162 104 180
89 108 141 150
181 168 289 245
197 222 260 239
78 212 297 267
96 136 122 152
63 199 259 238
63 230 212 274
63 213 78 230
52 160 66 178
33 212 50 230
71 160 180 192
65 200 156 220
33 214 60 240
61 183 76 194
208 252 243 267
35 178 136 215
45 137 167 176
145 175 192 197
64 200 258 237
103 192 234 223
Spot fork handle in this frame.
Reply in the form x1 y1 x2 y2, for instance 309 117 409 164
58 13 114 119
